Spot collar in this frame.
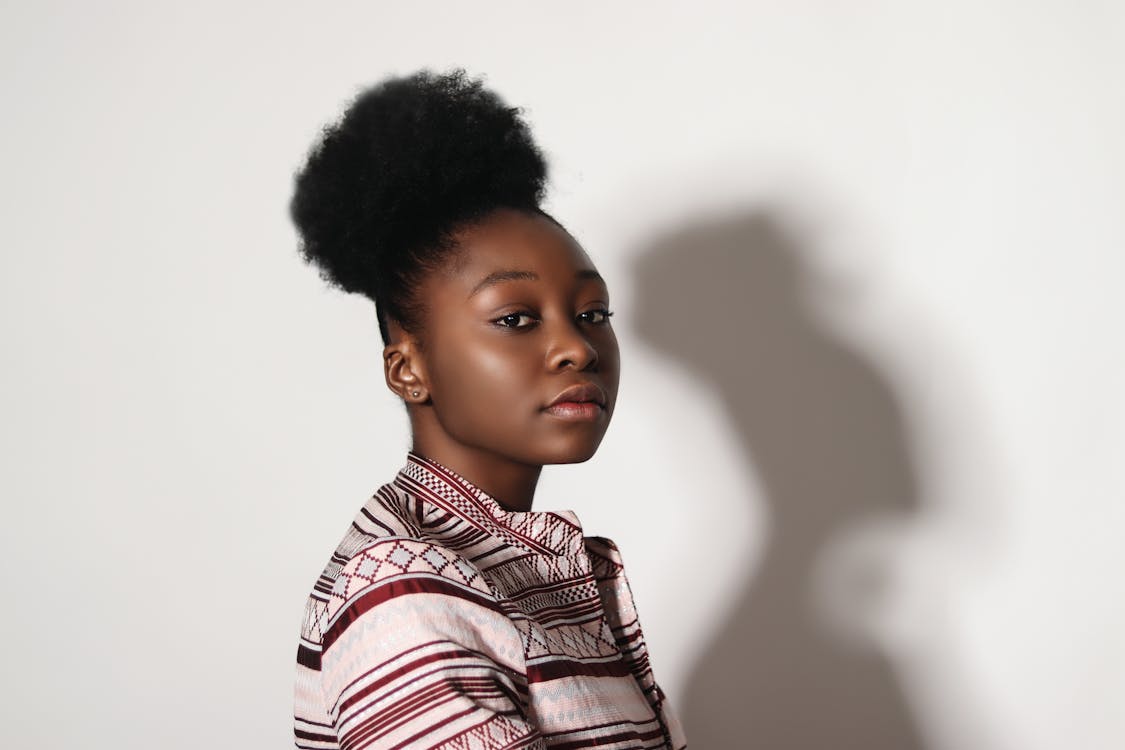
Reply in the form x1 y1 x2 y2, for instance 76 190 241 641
393 450 586 557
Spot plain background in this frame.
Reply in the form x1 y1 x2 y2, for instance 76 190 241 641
2 2 1123 748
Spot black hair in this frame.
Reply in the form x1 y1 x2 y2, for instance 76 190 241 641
289 67 557 347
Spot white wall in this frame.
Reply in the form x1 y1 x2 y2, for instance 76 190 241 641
3 2 1122 748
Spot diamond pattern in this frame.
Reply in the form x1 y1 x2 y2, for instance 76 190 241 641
422 547 449 571
387 545 414 568
297 450 687 749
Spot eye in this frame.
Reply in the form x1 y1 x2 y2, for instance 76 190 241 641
494 311 538 329
579 308 615 325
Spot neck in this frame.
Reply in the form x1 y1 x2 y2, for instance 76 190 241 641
408 438 543 513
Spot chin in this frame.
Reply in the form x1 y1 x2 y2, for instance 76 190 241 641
537 436 604 465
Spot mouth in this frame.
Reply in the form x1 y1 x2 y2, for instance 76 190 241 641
545 382 606 409
542 382 607 422
542 401 604 421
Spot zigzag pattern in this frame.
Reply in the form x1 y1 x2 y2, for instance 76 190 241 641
294 451 687 749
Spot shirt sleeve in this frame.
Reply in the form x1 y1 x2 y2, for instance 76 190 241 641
585 536 689 749
319 538 546 750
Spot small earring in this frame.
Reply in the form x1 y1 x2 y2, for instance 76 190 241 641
412 390 420 397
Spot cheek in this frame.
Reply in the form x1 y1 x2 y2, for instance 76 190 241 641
432 339 538 417
605 331 621 369
600 332 622 383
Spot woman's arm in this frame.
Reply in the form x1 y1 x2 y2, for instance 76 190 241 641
320 539 545 750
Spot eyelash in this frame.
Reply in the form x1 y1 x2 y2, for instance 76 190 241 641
493 308 615 330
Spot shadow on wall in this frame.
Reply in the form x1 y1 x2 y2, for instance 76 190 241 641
629 208 928 750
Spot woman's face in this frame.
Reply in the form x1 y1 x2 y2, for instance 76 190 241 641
409 208 620 466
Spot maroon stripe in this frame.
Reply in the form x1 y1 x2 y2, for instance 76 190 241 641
339 655 519 717
296 451 683 750
358 506 398 536
382 706 480 750
545 719 668 747
469 546 505 563
294 727 337 742
526 656 631 681
401 457 561 556
435 715 538 750
503 576 591 600
329 638 528 715
323 576 505 652
522 599 604 622
344 686 471 747
345 683 526 750
549 728 664 750
297 643 321 669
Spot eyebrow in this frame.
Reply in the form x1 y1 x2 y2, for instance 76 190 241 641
467 268 605 299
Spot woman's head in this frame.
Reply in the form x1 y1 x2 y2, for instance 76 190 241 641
289 68 619 466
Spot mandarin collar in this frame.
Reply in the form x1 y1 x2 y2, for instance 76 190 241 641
393 450 586 557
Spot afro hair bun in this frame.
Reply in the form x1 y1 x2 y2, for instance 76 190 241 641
289 68 550 343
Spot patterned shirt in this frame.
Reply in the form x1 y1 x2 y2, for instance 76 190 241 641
294 450 688 750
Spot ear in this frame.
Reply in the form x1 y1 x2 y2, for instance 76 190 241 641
383 331 429 405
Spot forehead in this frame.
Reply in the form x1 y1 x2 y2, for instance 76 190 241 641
439 210 602 294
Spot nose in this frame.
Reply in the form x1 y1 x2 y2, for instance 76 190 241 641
546 319 599 372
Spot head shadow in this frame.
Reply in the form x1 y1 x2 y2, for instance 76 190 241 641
628 205 929 749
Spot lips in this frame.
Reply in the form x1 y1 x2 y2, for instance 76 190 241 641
545 382 607 409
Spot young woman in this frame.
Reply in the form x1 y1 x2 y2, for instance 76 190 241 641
290 68 687 750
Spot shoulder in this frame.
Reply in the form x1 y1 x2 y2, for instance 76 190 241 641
319 537 525 673
301 484 463 640
333 537 491 601
324 538 501 639
333 481 426 559
313 480 443 593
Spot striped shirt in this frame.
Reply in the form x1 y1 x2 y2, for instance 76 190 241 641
294 450 687 749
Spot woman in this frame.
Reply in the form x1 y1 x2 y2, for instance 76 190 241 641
290 68 687 750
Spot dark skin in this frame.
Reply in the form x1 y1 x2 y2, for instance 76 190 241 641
382 208 621 512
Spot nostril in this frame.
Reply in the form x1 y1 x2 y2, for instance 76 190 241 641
549 334 598 371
